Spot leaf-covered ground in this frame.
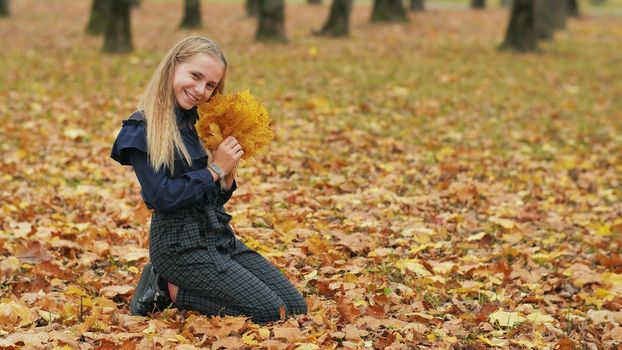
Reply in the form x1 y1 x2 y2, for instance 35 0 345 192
1 0 621 349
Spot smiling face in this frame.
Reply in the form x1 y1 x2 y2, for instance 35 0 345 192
173 53 225 110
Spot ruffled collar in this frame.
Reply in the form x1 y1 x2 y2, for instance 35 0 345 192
174 106 199 128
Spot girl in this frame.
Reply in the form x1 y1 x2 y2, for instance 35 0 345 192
110 36 307 324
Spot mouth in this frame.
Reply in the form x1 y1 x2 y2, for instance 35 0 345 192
184 90 200 104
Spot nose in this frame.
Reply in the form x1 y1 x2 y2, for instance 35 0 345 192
193 84 206 99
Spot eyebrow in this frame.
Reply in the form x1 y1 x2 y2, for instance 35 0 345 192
192 71 218 85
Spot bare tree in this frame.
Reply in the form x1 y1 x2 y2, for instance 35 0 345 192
500 0 538 52
104 0 133 53
318 0 352 36
1 0 10 17
568 0 579 16
410 0 424 11
471 0 485 9
256 0 286 42
371 0 409 22
87 0 110 35
246 0 259 16
180 0 202 28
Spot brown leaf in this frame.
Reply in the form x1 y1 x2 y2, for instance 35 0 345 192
211 336 245 350
553 337 574 350
476 303 499 324
99 285 134 298
373 331 396 350
337 296 361 324
94 339 118 350
12 241 53 263
365 304 385 319
272 327 302 342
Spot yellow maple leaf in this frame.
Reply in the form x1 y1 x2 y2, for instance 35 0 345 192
197 90 275 160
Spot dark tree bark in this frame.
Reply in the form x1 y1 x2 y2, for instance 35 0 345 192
0 0 9 17
534 0 554 40
371 0 409 22
318 0 352 36
567 0 579 16
179 0 202 28
104 0 133 53
471 0 485 9
500 0 538 52
548 0 567 30
308 0 322 4
86 0 110 35
410 0 424 11
500 0 512 7
256 0 286 42
246 0 259 16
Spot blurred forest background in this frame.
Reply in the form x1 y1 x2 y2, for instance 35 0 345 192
0 0 621 349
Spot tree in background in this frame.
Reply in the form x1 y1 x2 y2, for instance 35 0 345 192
256 0 286 42
131 0 141 7
246 0 259 16
179 0 202 28
318 0 352 36
371 0 409 22
104 0 133 53
308 0 322 4
471 0 486 9
568 0 579 16
410 0 424 12
500 0 512 7
86 0 110 35
0 0 9 17
500 0 537 52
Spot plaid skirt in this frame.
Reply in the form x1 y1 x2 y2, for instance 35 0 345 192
149 201 307 323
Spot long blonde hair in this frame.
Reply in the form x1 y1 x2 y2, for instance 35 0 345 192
139 36 227 174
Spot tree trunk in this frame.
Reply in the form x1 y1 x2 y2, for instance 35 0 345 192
308 0 322 4
410 0 424 11
319 0 352 36
86 0 110 35
371 0 409 22
256 0 286 42
548 0 567 30
179 0 202 28
500 0 538 52
246 0 259 16
500 0 512 7
471 0 485 9
567 0 578 16
534 0 554 41
104 0 133 53
0 0 9 17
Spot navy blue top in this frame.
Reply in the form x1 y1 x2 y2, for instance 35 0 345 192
110 107 236 213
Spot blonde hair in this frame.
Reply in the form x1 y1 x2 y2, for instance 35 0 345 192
138 36 227 174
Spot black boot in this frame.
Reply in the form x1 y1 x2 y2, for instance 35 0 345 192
130 263 172 316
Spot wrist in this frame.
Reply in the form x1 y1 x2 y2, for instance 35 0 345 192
208 162 227 189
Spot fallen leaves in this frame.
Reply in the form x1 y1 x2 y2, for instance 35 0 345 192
1 0 621 348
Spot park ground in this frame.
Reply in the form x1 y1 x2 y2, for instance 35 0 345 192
0 0 621 348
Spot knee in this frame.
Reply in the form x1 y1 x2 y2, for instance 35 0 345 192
287 292 308 315
250 298 286 324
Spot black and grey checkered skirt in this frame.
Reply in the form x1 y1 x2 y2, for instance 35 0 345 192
148 201 307 323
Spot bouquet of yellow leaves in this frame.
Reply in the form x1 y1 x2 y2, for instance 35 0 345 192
196 90 275 160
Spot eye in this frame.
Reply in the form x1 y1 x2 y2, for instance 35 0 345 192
191 72 200 80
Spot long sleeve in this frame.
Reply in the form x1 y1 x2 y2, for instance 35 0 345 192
127 149 220 213
110 113 221 213
217 180 237 206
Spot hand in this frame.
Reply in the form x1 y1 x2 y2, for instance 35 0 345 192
212 137 243 175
